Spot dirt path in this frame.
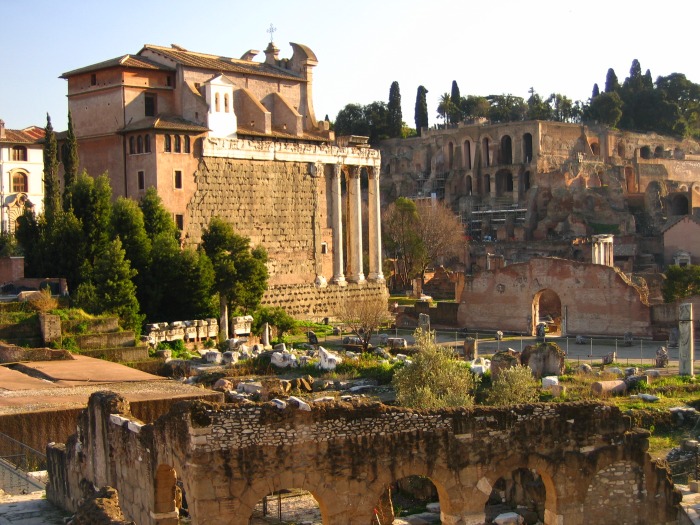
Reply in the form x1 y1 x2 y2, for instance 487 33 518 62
0 490 70 525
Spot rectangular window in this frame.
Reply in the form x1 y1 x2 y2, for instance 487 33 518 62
145 93 156 117
175 214 184 231
137 171 145 190
90 74 97 86
174 170 182 189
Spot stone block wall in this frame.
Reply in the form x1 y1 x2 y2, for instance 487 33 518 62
47 394 681 525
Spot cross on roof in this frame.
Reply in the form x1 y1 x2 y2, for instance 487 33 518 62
267 23 276 43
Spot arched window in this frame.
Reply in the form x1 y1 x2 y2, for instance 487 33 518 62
129 136 135 154
12 172 27 193
464 140 472 169
11 146 27 161
144 134 151 153
164 135 172 152
523 133 533 163
137 135 143 154
500 135 513 164
174 135 181 153
447 142 454 169
482 138 490 167
224 93 230 113
215 93 220 112
184 136 191 153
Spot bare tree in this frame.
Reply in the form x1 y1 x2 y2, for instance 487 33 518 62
335 293 390 352
414 200 465 282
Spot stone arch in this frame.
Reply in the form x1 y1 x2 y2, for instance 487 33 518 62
244 476 327 524
483 456 560 525
463 139 472 169
522 133 533 163
495 169 513 196
532 289 562 336
500 135 513 165
670 193 689 216
583 460 646 523
640 146 652 159
654 145 664 158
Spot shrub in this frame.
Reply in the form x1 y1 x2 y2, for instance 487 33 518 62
486 365 540 406
392 328 478 408
28 288 58 313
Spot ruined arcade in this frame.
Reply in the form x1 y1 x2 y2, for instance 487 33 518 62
47 392 680 525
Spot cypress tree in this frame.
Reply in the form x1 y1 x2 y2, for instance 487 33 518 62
450 80 462 122
61 111 79 210
592 83 600 98
42 114 61 225
604 68 619 93
388 81 403 138
414 86 429 136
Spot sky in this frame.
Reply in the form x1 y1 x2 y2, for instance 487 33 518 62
2 0 700 132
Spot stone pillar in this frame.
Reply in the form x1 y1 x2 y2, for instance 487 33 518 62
679 303 695 376
330 164 346 285
367 167 384 281
346 166 365 283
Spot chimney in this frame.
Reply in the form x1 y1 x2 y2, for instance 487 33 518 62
0 120 5 139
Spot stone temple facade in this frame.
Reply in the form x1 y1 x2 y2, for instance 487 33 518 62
60 41 386 317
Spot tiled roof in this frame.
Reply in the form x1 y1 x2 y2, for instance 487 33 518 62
236 125 330 143
61 55 173 78
120 116 209 133
140 44 303 82
0 126 45 144
662 214 700 233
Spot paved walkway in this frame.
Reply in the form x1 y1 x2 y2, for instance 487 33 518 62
0 491 70 525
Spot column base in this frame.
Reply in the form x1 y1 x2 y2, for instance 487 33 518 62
347 273 366 284
368 272 385 282
330 275 347 287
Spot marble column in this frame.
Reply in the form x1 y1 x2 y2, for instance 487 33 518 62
679 303 695 376
345 166 364 283
367 167 384 282
330 164 346 286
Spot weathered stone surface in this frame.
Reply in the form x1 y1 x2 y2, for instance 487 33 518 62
520 342 565 379
591 380 627 396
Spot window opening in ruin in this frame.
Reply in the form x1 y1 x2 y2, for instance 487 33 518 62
448 142 454 169
617 142 625 157
590 142 600 156
215 93 220 112
137 135 143 154
12 172 27 193
523 133 533 163
250 489 323 524
654 146 664 158
175 214 184 231
522 171 531 192
174 135 181 153
128 137 135 155
137 171 145 191
484 174 491 195
166 75 172 87
144 134 151 153
482 138 490 167
174 170 183 189
640 146 652 160
90 73 96 86
372 475 439 525
532 289 562 336
464 140 472 169
11 146 27 161
500 135 513 165
466 175 472 195
164 135 172 152
670 194 689 216
485 468 549 524
495 170 513 196
321 242 328 254
625 167 636 193
145 93 156 117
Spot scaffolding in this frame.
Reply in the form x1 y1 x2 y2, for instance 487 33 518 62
462 202 527 240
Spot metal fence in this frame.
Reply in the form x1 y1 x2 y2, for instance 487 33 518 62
0 432 48 494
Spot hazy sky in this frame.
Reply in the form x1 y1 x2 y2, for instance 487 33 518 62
2 0 699 132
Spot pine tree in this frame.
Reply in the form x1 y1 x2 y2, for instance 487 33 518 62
387 81 403 138
42 114 61 225
604 68 619 93
61 111 79 210
414 86 429 136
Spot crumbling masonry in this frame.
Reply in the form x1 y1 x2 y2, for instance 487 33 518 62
47 392 680 524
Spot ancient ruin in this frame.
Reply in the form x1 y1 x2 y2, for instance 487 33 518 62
47 392 680 524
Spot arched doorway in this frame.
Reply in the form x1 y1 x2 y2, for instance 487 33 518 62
495 170 513 197
532 289 562 336
372 475 440 525
485 468 548 524
670 194 689 216
250 489 323 524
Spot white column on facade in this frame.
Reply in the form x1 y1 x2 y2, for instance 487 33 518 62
330 164 346 286
367 167 384 281
345 166 365 283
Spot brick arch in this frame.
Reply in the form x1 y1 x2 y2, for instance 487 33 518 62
240 476 329 524
532 288 561 336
